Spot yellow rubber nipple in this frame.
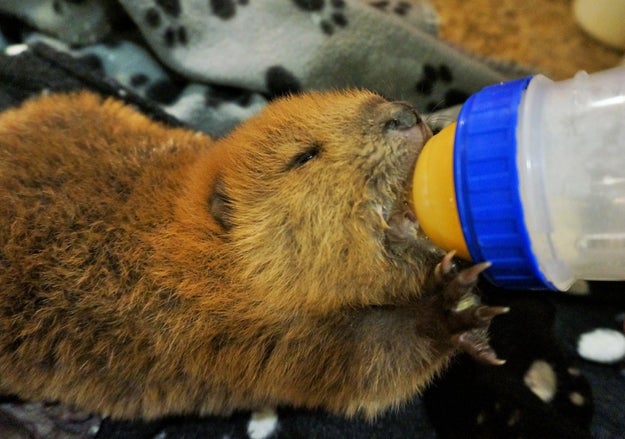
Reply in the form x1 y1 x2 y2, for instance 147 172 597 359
412 122 471 260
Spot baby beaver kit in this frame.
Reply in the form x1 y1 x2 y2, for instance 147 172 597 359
0 90 506 420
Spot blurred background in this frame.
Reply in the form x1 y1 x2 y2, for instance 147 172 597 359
430 0 623 79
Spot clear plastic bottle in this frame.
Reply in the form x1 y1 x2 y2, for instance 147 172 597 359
412 66 625 290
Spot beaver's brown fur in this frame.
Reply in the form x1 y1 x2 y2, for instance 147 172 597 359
0 90 504 420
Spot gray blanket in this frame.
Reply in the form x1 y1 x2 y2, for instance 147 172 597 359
0 0 528 137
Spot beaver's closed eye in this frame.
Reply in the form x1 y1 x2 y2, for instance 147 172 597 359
287 143 321 170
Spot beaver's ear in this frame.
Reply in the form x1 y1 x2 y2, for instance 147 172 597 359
209 177 233 231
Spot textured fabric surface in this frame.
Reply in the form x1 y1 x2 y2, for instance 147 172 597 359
0 0 520 137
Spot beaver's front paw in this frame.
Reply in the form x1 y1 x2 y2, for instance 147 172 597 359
435 251 508 366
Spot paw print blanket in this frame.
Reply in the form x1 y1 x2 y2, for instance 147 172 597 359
0 1 623 439
0 0 527 137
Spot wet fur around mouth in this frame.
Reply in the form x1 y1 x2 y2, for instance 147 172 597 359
0 90 503 421
376 116 431 255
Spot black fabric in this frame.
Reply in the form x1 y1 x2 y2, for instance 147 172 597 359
0 42 183 128
97 402 438 439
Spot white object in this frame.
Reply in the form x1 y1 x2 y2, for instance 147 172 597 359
523 360 557 402
573 0 625 50
517 66 625 290
577 328 625 363
247 408 279 439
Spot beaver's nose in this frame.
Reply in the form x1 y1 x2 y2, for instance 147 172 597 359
384 103 422 131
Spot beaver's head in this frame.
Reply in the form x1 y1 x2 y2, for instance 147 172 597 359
204 90 441 311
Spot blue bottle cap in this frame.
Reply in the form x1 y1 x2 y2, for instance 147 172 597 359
454 76 554 290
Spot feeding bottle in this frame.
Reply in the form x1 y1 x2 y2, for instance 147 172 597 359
412 66 625 291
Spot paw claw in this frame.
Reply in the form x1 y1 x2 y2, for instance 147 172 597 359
476 306 510 322
449 305 509 332
435 250 457 281
453 331 506 366
433 254 506 365
457 261 492 285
